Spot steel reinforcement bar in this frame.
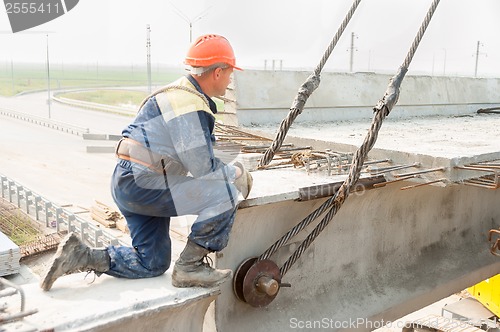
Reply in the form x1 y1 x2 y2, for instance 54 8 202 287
0 174 126 247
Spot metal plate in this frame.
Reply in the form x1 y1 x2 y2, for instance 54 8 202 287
242 259 281 308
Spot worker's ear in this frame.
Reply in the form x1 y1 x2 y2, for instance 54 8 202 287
213 67 223 80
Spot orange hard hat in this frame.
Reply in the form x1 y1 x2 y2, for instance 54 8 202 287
185 34 242 71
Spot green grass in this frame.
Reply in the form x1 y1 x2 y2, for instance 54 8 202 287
59 90 148 108
60 89 226 114
0 63 184 96
0 63 227 113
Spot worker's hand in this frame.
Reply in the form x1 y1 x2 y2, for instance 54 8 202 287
233 162 253 199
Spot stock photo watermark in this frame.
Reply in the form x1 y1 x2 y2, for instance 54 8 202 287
4 0 79 33
288 316 499 330
300 182 369 201
289 317 404 330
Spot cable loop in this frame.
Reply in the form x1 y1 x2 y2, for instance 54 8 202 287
258 0 362 168
258 0 441 278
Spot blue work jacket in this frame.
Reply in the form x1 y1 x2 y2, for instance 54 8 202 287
121 75 238 185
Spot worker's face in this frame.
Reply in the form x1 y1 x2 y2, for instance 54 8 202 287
213 66 233 96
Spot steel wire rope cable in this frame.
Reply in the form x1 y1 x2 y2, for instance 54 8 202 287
257 0 362 168
259 0 442 277
138 85 211 111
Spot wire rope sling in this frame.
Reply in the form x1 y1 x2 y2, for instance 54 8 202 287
233 0 442 308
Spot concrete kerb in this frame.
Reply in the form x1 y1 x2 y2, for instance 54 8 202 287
52 95 136 117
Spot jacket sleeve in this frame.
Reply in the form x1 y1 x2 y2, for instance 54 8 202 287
166 110 238 181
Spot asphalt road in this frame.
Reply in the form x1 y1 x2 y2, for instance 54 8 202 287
0 92 132 207
1 92 132 135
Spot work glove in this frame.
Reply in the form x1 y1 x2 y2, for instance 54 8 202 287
233 162 253 199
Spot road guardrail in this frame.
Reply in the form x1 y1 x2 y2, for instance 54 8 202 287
0 173 126 247
0 107 90 137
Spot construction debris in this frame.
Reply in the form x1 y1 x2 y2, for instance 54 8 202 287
116 217 129 234
477 107 500 114
91 200 122 228
90 200 129 234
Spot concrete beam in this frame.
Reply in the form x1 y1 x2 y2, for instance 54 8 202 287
214 181 500 331
8 273 218 331
232 70 500 125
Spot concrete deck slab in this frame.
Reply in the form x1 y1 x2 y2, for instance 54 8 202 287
249 113 500 160
246 113 500 184
1 271 218 331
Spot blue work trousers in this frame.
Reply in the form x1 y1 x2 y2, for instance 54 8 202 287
106 160 238 279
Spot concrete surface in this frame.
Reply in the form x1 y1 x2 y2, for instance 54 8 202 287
249 114 500 160
1 73 500 331
216 178 500 332
248 113 500 183
0 116 116 209
233 70 500 125
2 271 218 332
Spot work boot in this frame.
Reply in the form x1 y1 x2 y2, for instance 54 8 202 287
172 240 232 288
40 232 110 291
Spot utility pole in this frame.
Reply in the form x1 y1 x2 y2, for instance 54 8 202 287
473 41 487 77
189 22 193 44
169 2 211 44
368 50 371 71
349 32 356 72
474 41 481 77
46 34 51 119
146 24 152 94
443 49 447 76
432 53 435 76
10 59 14 95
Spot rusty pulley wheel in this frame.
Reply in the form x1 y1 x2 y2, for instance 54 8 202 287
233 257 283 307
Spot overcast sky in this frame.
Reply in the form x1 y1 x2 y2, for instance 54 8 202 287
1 0 499 77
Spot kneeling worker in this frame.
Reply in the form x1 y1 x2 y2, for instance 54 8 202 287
41 34 252 291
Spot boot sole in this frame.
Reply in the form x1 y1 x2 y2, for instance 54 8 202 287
171 272 232 288
40 233 80 291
